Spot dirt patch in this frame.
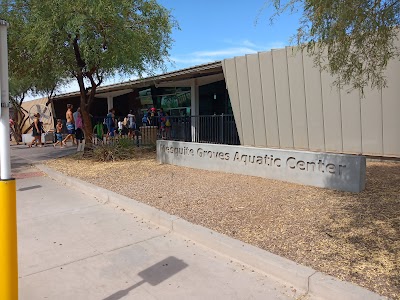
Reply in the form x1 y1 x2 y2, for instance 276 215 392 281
46 153 400 299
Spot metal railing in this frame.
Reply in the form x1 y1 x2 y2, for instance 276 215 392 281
91 114 240 146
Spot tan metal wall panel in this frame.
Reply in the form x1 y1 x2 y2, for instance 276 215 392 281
382 50 400 157
340 88 362 154
224 43 400 158
246 54 267 147
286 47 309 150
221 59 243 144
303 52 325 151
321 70 343 153
259 51 280 148
361 87 384 156
235 56 255 146
272 49 294 149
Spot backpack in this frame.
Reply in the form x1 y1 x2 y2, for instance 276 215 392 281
106 113 113 127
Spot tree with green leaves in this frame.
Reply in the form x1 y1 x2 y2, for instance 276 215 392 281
9 76 31 143
1 0 177 142
8 52 65 142
264 0 400 93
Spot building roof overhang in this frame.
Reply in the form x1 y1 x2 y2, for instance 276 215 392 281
53 61 223 100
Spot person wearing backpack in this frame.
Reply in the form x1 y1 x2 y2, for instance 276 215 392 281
142 113 149 127
106 108 116 137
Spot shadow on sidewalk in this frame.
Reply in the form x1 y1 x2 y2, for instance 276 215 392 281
103 256 188 300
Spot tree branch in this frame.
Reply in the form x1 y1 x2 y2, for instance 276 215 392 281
72 36 86 69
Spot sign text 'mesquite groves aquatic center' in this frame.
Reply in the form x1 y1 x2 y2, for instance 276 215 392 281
157 141 366 192
159 144 348 175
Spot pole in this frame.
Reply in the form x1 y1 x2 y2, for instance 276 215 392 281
0 20 11 179
0 19 18 300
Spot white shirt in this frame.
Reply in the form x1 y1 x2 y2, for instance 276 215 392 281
118 121 123 130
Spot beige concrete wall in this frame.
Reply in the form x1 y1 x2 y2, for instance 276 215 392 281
223 48 400 158
20 97 54 133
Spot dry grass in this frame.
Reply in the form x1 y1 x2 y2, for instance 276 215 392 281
46 152 400 299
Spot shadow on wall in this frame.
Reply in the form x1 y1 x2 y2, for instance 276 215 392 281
320 162 400 296
102 256 188 300
157 140 185 165
320 153 366 193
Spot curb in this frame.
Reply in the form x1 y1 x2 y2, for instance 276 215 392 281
36 164 387 300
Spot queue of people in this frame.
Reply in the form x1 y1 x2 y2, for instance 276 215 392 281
25 103 87 149
57 103 84 149
98 106 173 141
101 108 137 140
26 104 174 148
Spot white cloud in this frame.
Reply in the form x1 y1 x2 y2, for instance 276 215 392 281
192 47 257 58
241 40 257 47
170 39 285 69
169 56 216 65
221 39 284 50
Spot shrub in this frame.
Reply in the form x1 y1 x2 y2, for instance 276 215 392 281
85 138 155 162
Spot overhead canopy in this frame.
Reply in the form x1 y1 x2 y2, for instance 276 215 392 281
53 61 223 100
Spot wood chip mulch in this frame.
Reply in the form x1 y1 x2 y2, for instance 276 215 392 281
45 153 400 300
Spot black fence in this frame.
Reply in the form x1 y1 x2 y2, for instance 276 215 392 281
94 114 240 146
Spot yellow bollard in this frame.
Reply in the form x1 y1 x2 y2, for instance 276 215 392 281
0 179 18 300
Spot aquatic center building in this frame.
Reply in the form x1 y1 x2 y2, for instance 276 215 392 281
50 43 400 159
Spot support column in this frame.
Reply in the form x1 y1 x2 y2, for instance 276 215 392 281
107 96 114 111
191 79 199 142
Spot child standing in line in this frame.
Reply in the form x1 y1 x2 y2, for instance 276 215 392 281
118 118 123 136
93 120 104 141
53 119 65 148
142 113 149 126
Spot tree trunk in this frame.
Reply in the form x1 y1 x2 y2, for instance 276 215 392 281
73 42 99 147
13 111 22 143
12 104 28 143
80 96 93 145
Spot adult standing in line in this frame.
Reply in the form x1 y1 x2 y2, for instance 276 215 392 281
158 107 165 138
127 110 136 138
62 104 76 146
106 108 116 137
74 107 84 148
28 113 44 147
73 107 79 129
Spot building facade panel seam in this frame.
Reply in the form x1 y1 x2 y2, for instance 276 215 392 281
271 50 281 148
257 52 268 147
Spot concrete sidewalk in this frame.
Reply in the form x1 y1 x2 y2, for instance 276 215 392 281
10 144 76 173
17 171 301 300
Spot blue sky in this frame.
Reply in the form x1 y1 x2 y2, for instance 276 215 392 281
159 0 302 70
31 0 302 98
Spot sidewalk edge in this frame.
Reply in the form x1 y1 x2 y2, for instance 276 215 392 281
36 164 387 300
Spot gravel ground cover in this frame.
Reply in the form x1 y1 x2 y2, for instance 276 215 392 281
46 152 400 299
